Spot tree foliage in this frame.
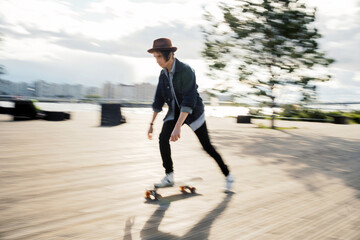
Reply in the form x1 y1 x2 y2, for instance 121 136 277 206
202 0 334 109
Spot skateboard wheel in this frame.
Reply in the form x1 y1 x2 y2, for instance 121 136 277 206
179 186 185 191
190 187 196 193
154 194 162 200
145 191 151 199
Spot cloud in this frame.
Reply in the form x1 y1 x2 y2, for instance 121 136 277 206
55 22 203 59
306 1 360 74
0 0 206 88
316 68 360 102
319 0 359 31
319 26 360 73
117 23 204 59
303 0 360 102
317 86 360 102
0 0 205 40
0 22 203 60
0 0 204 60
0 0 80 34
0 36 62 62
68 0 205 40
354 72 360 82
1 51 135 86
0 0 359 103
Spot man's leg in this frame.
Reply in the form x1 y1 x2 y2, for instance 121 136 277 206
159 120 177 174
194 122 230 176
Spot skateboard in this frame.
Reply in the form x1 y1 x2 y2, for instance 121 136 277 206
145 182 197 201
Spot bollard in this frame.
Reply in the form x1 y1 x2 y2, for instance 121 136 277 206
43 111 68 121
332 116 348 124
13 100 38 121
101 103 126 126
237 115 251 124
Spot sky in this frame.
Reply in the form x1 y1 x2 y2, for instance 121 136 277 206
0 0 359 103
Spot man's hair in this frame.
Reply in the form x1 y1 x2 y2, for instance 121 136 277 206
159 50 174 62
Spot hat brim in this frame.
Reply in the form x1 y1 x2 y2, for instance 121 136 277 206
147 47 177 53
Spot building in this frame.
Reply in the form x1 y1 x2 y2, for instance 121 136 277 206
115 84 135 101
1 78 159 102
0 79 12 95
68 84 83 99
13 82 29 96
34 80 52 97
32 81 82 98
103 82 156 102
102 82 116 99
135 83 156 103
0 80 30 96
84 86 101 97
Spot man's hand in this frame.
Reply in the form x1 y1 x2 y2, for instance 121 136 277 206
170 112 188 142
148 125 153 140
148 112 158 140
170 126 181 142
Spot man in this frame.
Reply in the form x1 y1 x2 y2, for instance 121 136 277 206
147 38 234 192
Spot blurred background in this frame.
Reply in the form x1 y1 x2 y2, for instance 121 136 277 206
1 1 360 239
0 0 359 121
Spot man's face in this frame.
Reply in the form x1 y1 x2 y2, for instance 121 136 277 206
153 52 168 68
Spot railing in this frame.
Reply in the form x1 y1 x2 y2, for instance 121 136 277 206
250 115 332 123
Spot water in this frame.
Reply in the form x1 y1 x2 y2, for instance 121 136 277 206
0 101 249 118
306 104 360 112
1 101 358 118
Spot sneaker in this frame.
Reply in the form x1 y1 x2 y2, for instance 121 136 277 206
154 172 174 188
225 174 234 192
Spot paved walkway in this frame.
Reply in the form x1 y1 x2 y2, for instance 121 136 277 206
0 111 359 239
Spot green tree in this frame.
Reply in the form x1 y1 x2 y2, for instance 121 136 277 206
202 0 334 128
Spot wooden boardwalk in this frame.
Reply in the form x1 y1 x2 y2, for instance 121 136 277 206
1 111 360 240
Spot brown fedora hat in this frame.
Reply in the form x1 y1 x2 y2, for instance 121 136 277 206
147 38 177 53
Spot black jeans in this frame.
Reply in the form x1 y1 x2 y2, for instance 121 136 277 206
159 120 230 176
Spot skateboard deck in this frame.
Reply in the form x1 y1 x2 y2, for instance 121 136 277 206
145 180 199 201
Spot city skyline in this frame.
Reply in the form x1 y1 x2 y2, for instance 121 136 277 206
0 78 158 102
0 0 359 103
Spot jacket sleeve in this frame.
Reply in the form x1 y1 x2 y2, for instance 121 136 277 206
152 79 165 112
180 67 198 114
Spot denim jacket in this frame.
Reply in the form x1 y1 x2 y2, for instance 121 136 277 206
152 58 204 125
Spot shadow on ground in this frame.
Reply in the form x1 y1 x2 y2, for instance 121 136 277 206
144 192 203 205
210 128 360 198
123 193 233 240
